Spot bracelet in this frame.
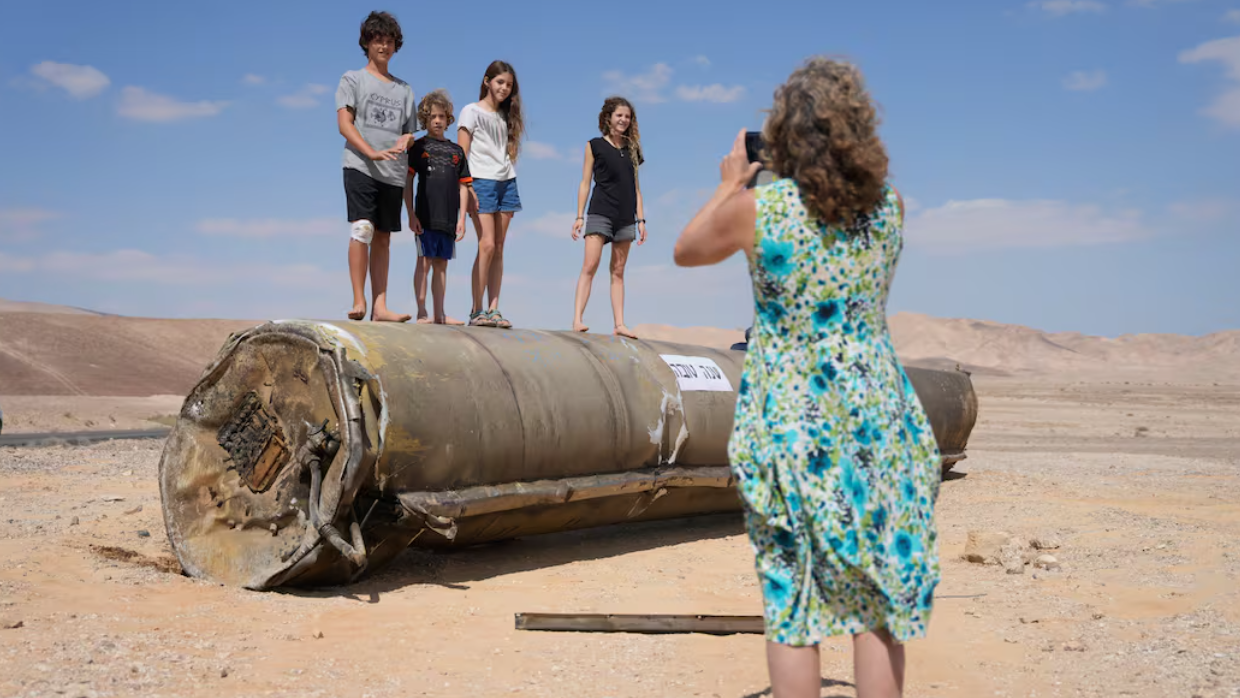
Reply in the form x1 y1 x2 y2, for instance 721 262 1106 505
637 218 646 224
575 216 583 220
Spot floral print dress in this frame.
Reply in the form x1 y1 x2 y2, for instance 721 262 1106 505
727 177 942 645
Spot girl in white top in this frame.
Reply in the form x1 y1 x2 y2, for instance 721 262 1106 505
458 60 524 329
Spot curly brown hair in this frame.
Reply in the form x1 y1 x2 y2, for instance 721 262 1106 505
418 89 455 128
598 96 644 173
478 61 523 162
358 11 402 56
762 57 889 227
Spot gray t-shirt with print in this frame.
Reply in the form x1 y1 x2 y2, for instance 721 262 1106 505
336 69 419 187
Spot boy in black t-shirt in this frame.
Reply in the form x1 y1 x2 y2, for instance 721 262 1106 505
404 90 472 325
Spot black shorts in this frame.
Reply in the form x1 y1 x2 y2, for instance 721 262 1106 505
343 168 403 233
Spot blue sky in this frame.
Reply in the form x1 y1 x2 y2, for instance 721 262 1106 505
1 0 1237 337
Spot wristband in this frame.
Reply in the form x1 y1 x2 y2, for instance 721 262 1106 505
636 218 646 224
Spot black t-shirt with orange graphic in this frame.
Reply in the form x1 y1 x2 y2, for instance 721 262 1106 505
408 136 472 233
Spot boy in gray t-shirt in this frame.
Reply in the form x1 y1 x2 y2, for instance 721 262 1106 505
336 11 419 322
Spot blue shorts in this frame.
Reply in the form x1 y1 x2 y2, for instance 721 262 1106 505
472 178 522 214
419 230 456 260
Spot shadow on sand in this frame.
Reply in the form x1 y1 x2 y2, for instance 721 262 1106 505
289 511 746 601
741 677 854 698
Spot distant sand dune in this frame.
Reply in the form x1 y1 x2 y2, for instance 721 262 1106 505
1 297 1236 397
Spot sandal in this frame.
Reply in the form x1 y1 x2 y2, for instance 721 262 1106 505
487 309 512 329
469 310 496 327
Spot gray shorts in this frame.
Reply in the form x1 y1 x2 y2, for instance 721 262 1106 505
585 214 636 244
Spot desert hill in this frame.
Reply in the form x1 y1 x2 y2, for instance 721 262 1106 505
1 299 1237 397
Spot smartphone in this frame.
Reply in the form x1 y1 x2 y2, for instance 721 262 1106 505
744 131 766 189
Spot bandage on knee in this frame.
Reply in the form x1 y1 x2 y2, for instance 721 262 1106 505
350 219 375 244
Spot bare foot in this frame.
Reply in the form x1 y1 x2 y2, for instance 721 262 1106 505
416 315 432 325
614 325 638 339
348 302 367 321
572 322 589 333
371 308 412 323
444 315 466 326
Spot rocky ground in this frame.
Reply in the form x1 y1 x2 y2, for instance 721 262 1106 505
0 378 1238 697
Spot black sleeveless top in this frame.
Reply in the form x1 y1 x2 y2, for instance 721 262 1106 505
586 137 642 226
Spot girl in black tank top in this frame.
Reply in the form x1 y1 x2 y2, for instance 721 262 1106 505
570 97 647 338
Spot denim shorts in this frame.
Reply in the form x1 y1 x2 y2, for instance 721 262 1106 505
585 214 637 245
472 178 522 214
419 230 456 260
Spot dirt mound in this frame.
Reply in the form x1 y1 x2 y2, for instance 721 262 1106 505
889 312 1240 382
0 313 258 396
0 297 107 315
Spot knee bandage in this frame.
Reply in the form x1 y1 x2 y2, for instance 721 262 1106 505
350 219 375 244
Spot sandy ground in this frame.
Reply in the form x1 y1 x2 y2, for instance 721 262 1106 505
0 395 184 433
1 378 1239 698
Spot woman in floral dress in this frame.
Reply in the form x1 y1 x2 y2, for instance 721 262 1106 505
673 57 941 698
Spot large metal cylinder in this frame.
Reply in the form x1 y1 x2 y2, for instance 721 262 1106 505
158 320 978 590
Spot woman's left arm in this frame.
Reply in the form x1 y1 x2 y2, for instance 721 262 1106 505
673 129 761 267
635 169 647 245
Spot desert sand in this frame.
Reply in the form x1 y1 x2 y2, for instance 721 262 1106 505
1 304 1238 697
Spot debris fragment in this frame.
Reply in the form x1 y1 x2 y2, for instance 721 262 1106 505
1034 554 1061 571
1 619 23 630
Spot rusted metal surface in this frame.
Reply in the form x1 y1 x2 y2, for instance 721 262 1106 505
159 320 979 589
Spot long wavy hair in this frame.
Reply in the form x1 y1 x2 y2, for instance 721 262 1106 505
478 60 523 162
762 57 889 227
598 96 644 173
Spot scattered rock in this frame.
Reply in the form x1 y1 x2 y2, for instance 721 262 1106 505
312 629 324 639
1063 641 1086 652
1030 535 1061 551
69 517 79 527
1034 554 1061 571
963 530 1015 564
1000 539 1026 574
220 667 230 678
101 496 125 503
1 619 23 629
136 530 150 538
1092 612 1105 620
123 505 143 515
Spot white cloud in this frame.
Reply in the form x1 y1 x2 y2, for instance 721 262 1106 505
1063 69 1108 91
277 83 330 109
603 63 673 103
676 84 747 103
905 199 1151 251
1028 0 1107 16
524 141 564 160
29 61 110 99
692 55 711 68
0 249 331 288
1179 35 1240 128
196 217 339 238
242 73 266 86
1168 198 1236 222
117 86 228 122
512 211 577 239
1226 9 1240 23
603 62 746 105
0 207 59 241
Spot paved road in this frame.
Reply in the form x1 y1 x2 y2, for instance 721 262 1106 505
0 428 171 448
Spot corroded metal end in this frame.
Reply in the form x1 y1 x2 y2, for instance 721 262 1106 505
157 321 377 589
